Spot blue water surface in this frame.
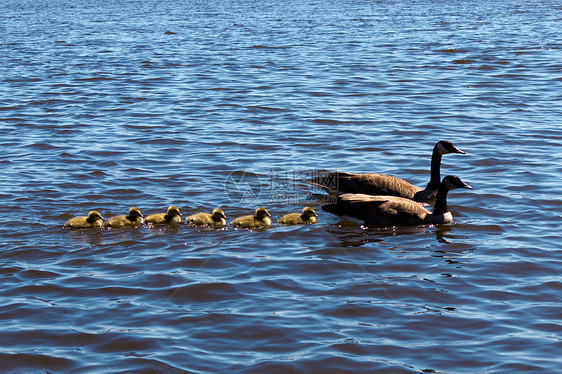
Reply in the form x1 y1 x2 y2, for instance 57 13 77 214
1 0 561 372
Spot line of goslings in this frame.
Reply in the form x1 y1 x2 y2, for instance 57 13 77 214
63 206 318 230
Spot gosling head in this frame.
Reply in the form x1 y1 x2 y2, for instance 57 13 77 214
167 206 181 217
87 211 104 222
302 207 318 219
128 207 143 219
212 208 227 220
255 207 271 220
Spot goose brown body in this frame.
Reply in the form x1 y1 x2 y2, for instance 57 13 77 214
103 207 144 228
64 211 104 229
322 176 472 227
186 208 227 227
145 206 182 225
311 140 465 202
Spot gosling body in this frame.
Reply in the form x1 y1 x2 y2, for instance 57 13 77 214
103 207 144 228
186 208 227 227
145 206 182 225
278 207 318 225
322 175 472 227
64 211 104 229
311 140 465 202
231 207 271 229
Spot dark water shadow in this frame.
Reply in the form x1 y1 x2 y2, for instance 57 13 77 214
319 221 434 249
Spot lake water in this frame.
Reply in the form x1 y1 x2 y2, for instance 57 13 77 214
1 0 561 372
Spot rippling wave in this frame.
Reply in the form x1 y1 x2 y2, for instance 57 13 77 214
1 0 561 372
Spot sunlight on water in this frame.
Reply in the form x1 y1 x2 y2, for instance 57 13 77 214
0 0 561 372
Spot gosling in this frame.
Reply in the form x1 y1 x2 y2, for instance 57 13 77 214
145 206 182 225
64 210 104 229
185 208 227 228
231 207 271 229
278 207 318 225
103 207 144 228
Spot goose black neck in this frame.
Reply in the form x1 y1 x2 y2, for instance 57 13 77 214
433 182 450 215
426 146 442 190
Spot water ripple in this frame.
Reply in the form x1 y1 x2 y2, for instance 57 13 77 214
0 0 561 373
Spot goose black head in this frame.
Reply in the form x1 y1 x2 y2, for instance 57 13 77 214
436 140 466 155
442 175 473 191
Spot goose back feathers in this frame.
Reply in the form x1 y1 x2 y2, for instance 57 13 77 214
322 175 472 227
311 140 465 202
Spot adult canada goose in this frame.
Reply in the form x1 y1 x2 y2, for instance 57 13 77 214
145 206 182 225
311 140 465 202
278 207 318 225
64 210 104 229
185 208 227 227
103 207 144 228
322 175 472 227
231 207 272 229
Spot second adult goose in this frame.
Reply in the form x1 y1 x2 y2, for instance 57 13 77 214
321 175 472 227
311 140 465 202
